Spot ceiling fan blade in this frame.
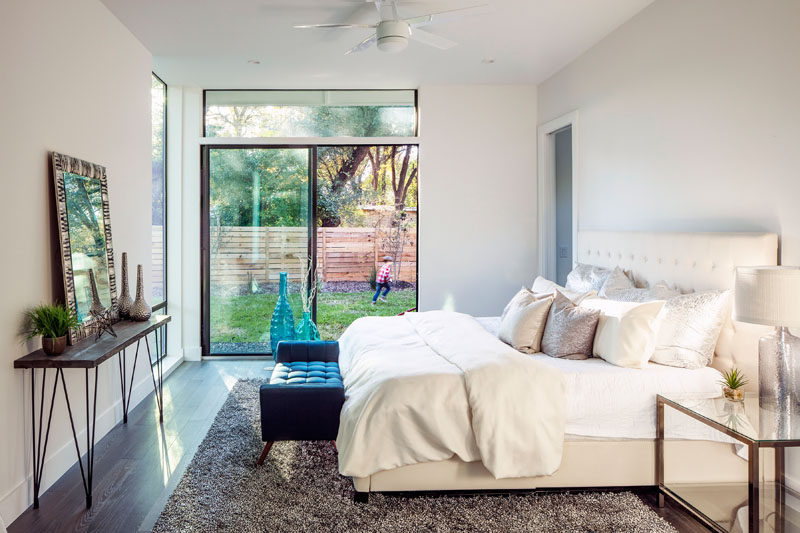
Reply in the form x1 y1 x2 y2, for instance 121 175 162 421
409 28 457 50
406 5 492 28
294 23 376 29
344 33 377 54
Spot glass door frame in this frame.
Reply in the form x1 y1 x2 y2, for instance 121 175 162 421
201 144 317 357
200 143 419 357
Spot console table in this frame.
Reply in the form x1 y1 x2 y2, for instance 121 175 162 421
13 315 170 509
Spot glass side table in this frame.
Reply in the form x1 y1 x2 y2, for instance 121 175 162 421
657 393 800 533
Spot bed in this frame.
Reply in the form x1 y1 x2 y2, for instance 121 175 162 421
336 231 779 501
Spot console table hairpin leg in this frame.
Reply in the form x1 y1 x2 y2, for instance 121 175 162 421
24 318 169 510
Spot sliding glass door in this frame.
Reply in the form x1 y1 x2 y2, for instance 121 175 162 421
202 143 418 356
315 145 418 340
204 146 310 355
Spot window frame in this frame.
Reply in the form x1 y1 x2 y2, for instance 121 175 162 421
202 89 419 139
151 72 167 313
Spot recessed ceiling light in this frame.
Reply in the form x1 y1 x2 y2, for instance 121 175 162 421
247 59 261 65
481 58 495 64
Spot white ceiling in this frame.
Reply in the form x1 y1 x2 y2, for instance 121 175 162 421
100 0 653 88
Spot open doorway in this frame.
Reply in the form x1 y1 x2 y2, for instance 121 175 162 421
537 112 578 282
554 126 572 286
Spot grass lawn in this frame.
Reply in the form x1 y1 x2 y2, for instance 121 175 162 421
210 289 416 346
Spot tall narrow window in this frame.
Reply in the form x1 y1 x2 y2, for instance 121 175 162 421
151 73 167 309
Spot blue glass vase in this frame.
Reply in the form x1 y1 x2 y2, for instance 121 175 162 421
269 272 295 353
296 311 321 341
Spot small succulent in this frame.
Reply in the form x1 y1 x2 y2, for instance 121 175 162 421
719 367 749 390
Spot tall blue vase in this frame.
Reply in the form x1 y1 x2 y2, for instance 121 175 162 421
269 272 295 353
296 311 321 341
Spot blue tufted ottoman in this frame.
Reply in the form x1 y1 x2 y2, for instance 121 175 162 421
257 340 345 465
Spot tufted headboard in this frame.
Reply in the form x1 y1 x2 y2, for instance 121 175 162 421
576 231 778 390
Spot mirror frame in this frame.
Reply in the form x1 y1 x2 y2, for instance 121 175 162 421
52 151 117 344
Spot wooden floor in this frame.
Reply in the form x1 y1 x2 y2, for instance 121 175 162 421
8 359 709 533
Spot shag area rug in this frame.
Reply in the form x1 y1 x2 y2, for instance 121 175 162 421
153 380 676 533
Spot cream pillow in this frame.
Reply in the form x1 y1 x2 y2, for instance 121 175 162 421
498 294 554 353
501 287 540 320
532 276 596 304
579 298 666 369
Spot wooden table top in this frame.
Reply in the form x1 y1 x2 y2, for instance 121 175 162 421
13 315 171 369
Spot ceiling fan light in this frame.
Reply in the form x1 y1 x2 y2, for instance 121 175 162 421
377 35 408 53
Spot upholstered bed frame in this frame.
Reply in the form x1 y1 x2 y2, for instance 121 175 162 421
350 231 779 503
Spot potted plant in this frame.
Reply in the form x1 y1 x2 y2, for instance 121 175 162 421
720 367 748 402
24 304 79 355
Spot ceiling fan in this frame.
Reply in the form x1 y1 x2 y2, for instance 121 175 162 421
294 0 490 54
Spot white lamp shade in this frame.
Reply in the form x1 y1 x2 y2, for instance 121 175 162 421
735 266 800 327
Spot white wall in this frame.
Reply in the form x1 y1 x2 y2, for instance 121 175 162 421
0 0 153 523
418 85 538 315
537 0 800 484
538 0 800 263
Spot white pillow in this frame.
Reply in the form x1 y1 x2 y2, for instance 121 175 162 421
650 290 732 369
598 267 636 297
579 298 666 369
532 276 596 304
604 281 681 302
566 263 611 293
498 295 554 354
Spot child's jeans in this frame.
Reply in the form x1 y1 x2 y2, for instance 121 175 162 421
373 282 391 302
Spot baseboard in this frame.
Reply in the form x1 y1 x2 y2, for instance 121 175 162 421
0 353 184 525
183 345 202 361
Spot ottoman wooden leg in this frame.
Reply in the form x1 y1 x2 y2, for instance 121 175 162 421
257 441 274 465
331 440 337 450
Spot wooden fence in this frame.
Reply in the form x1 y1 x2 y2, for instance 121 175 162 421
152 226 164 299
208 226 416 286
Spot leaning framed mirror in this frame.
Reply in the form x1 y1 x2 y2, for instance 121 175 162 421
52 152 117 343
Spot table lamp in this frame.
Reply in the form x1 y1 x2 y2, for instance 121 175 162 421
735 266 800 413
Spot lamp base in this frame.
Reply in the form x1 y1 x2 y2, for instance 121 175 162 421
759 326 800 415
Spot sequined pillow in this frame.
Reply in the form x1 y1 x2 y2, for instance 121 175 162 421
650 290 732 369
541 290 601 360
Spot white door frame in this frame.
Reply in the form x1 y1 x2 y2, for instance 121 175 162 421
537 110 579 280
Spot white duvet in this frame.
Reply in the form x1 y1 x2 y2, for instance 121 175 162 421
336 311 567 479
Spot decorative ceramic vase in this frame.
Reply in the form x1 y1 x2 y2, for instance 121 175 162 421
117 252 132 318
88 269 105 316
42 335 67 356
129 264 151 321
723 386 744 402
269 272 296 353
296 311 321 341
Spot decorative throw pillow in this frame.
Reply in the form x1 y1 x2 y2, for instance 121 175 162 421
566 263 613 293
604 281 681 303
540 290 601 360
579 298 666 368
650 290 732 369
598 267 636 297
532 276 596 304
501 287 540 320
498 295 554 353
